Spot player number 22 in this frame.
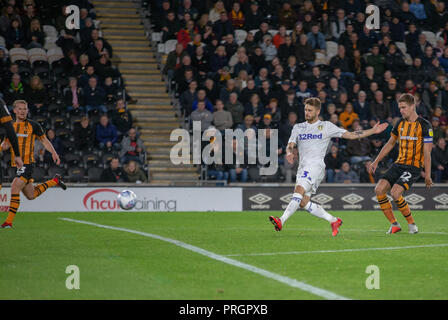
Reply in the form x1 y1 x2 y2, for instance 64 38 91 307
400 171 412 182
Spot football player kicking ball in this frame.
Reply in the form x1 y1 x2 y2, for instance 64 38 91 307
269 98 388 236
369 93 433 234
1 100 66 229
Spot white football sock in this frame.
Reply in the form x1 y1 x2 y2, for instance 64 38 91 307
280 193 302 225
304 201 337 223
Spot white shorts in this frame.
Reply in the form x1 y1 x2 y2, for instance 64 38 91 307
295 165 326 197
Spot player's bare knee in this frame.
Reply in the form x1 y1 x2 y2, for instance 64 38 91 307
375 181 389 196
374 184 384 196
390 188 403 201
294 185 305 195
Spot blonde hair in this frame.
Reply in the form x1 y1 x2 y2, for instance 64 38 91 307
13 100 28 109
398 93 416 106
30 75 44 90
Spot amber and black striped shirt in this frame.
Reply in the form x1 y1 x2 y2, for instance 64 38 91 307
391 117 433 169
7 119 45 167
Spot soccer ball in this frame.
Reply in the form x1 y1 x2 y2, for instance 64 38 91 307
117 190 137 210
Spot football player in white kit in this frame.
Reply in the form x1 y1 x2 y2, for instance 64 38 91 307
269 98 388 236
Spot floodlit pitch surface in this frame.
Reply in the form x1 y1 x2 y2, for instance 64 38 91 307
1 210 447 299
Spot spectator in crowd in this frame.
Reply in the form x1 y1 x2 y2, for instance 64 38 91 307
278 2 297 29
6 18 25 48
432 137 448 183
123 160 147 184
260 34 277 62
432 116 445 141
339 102 359 129
83 76 107 114
346 122 372 164
162 42 188 81
191 100 212 131
370 91 391 121
101 157 126 182
324 144 345 183
26 75 47 115
5 73 27 104
295 34 315 66
212 99 233 132
353 90 371 124
203 78 220 104
192 89 214 112
161 11 181 42
279 88 302 121
111 99 133 135
366 44 385 77
209 1 225 24
422 81 442 111
73 115 94 152
25 18 44 49
331 9 346 40
203 129 229 182
245 93 265 124
307 23 326 53
227 138 248 182
335 161 360 183
225 92 245 127
229 2 244 29
0 5 21 35
237 113 257 132
96 114 119 151
180 80 198 116
213 11 234 40
43 129 63 164
119 127 145 165
359 160 377 183
64 77 85 115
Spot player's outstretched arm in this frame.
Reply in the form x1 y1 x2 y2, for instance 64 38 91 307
369 136 397 174
3 121 23 168
285 142 296 164
423 142 433 188
341 122 389 140
41 136 61 165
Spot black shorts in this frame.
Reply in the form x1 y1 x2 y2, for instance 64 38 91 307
15 164 34 184
381 163 421 191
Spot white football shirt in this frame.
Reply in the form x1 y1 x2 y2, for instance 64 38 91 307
288 120 347 168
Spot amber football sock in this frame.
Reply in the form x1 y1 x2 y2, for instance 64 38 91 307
377 194 397 224
395 196 415 224
33 179 58 199
5 193 20 224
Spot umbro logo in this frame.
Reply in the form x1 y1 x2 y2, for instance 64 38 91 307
311 193 333 206
434 193 448 205
342 193 364 205
249 193 272 205
405 193 425 205
434 193 448 209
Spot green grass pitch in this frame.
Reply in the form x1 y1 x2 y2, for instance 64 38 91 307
1 210 447 300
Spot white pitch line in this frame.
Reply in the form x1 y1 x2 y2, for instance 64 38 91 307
60 218 350 300
226 243 448 257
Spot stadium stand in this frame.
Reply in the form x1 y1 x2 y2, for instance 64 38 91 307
147 0 448 184
0 0 154 184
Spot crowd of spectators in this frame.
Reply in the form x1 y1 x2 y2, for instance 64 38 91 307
152 0 448 183
0 0 147 183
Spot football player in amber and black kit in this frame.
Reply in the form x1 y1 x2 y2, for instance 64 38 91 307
1 100 66 229
370 93 433 235
0 97 23 186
